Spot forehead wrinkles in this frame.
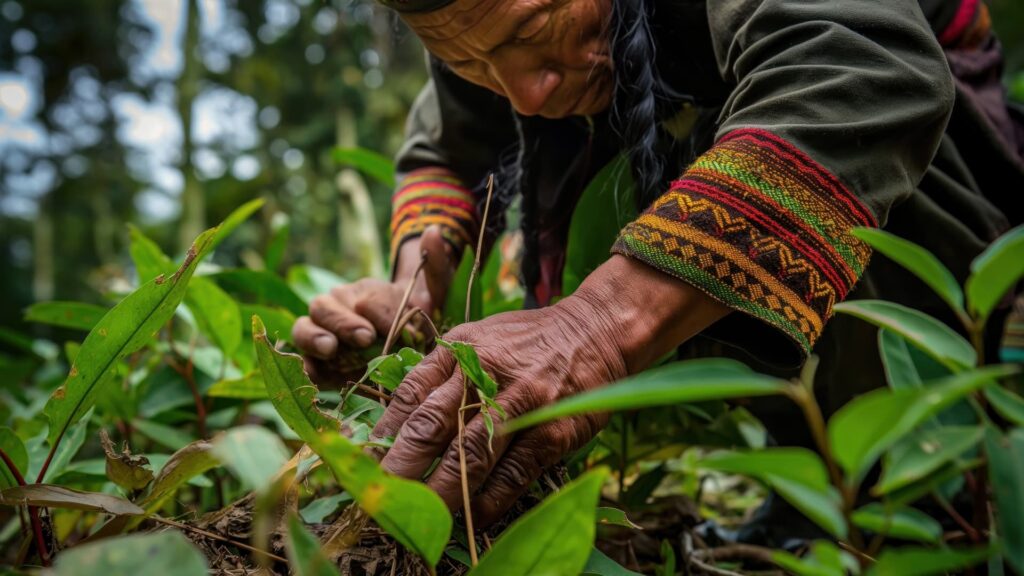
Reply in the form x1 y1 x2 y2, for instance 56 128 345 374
405 0 509 42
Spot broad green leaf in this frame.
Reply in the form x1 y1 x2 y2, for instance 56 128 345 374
701 449 845 538
188 276 242 358
0 427 27 489
128 224 174 283
254 315 341 443
300 491 352 523
311 433 452 568
363 348 423 392
879 329 923 390
834 300 975 371
596 507 641 529
506 360 787 433
875 425 983 495
0 484 143 515
213 269 308 316
437 339 497 397
563 155 636 296
985 386 1024 426
866 547 992 576
469 468 608 576
24 301 107 331
42 228 215 447
443 248 481 325
985 426 1024 572
772 541 852 576
50 531 208 576
887 458 981 508
828 365 1016 482
42 409 90 482
240 304 296 345
212 425 290 493
287 264 347 303
332 147 396 188
966 224 1024 325
851 228 964 314
285 514 341 576
136 440 218 518
851 503 942 542
131 419 195 452
208 372 268 400
583 547 643 576
210 199 266 248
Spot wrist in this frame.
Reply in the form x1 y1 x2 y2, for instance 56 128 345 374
568 255 731 373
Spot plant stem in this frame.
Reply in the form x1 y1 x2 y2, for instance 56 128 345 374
1 447 49 566
457 384 478 566
933 492 981 542
465 174 494 324
151 515 287 563
382 254 427 357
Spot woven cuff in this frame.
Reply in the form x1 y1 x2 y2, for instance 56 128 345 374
612 128 877 356
390 167 478 265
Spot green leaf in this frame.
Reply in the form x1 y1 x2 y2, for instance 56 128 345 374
213 269 308 316
285 514 341 576
771 541 851 576
131 419 196 452
0 428 27 489
437 339 497 397
583 547 644 576
879 329 923 390
596 507 641 529
0 484 143 515
240 304 296 345
874 425 983 495
187 276 243 358
469 468 608 576
834 300 975 371
299 492 352 524
563 155 636 296
506 359 787 433
985 386 1024 426
24 301 107 331
364 348 423 392
212 425 291 493
311 433 452 568
701 449 846 538
50 531 208 576
265 212 290 273
211 199 266 248
254 315 341 443
851 503 942 542
42 409 90 482
287 265 347 303
100 429 154 492
851 228 964 315
443 248 481 325
966 224 1024 325
136 440 218 518
332 147 396 188
828 365 1016 482
128 224 174 283
866 547 992 576
985 425 1024 572
208 372 268 400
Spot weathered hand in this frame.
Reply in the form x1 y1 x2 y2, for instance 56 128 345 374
372 291 627 527
293 226 454 384
372 255 731 526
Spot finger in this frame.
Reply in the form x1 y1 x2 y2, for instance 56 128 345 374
420 225 453 310
309 294 377 349
470 418 583 528
293 316 339 359
425 392 530 511
379 373 466 480
372 349 457 442
353 290 405 336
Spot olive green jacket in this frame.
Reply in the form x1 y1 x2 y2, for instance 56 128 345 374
388 0 1023 422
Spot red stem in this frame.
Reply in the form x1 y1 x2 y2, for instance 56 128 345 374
1 447 49 566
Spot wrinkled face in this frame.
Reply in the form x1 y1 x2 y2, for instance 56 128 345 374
402 0 614 118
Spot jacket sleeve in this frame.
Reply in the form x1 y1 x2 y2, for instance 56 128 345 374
612 0 955 363
390 56 518 264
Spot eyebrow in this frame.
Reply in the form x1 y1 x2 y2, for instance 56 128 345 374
416 0 551 50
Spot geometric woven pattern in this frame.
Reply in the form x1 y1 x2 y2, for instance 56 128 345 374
390 167 478 264
613 128 877 354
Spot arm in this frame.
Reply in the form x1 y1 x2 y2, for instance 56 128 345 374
613 0 955 365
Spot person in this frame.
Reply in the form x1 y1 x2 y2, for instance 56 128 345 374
293 0 1024 534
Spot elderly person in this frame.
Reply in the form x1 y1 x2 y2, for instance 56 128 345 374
293 0 1024 532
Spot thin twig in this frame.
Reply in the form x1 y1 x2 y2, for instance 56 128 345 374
382 254 428 357
933 492 981 542
465 174 495 323
1 447 48 566
458 384 478 566
689 555 746 576
151 515 287 563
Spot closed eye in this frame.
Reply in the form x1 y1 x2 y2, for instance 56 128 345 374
514 11 551 43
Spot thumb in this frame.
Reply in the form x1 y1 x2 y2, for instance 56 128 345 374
419 225 455 312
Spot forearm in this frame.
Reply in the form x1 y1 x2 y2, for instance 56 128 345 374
569 254 731 374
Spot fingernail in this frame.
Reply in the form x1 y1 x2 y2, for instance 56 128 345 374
313 335 335 357
353 328 374 347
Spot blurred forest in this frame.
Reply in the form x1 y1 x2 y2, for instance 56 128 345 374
1 0 1023 339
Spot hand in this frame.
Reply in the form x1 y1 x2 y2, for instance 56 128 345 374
372 255 730 526
292 226 455 384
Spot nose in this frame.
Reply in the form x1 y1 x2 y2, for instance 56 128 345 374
492 64 562 117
